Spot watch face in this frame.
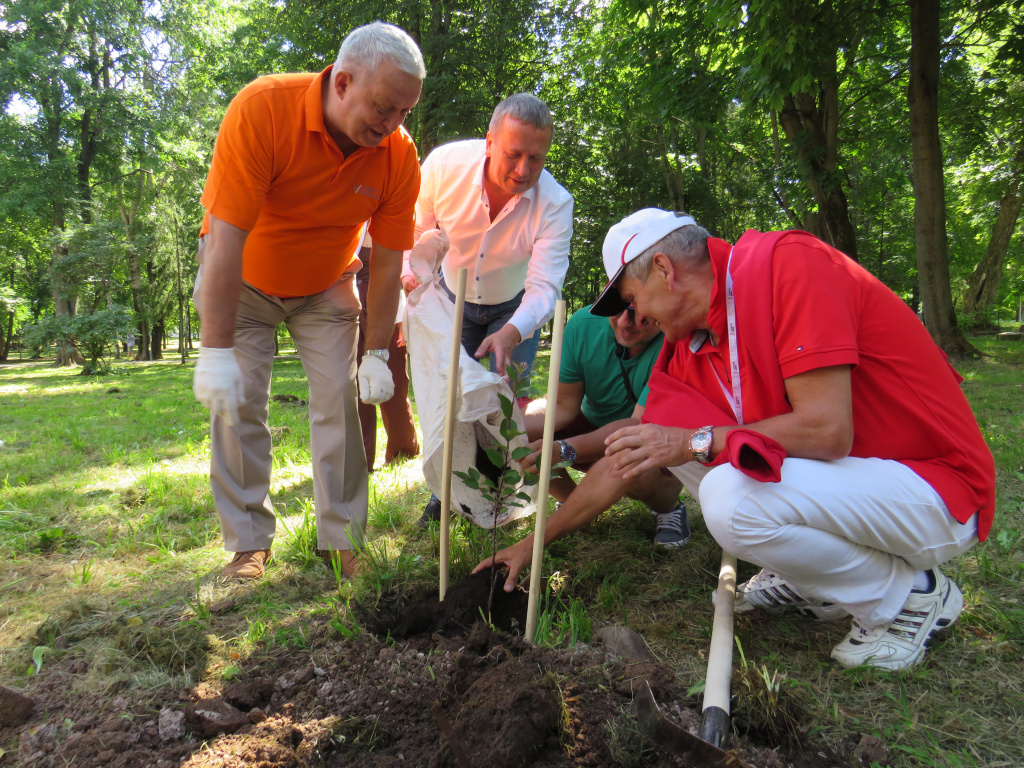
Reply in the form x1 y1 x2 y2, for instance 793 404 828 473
690 429 713 459
560 441 576 462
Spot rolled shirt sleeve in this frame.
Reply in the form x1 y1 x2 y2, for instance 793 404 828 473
507 192 573 339
403 139 574 331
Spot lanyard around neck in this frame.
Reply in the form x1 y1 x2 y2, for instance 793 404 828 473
707 247 744 425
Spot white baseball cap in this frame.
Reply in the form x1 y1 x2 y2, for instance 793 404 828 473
590 208 697 316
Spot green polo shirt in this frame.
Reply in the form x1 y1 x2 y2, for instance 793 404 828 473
560 304 663 426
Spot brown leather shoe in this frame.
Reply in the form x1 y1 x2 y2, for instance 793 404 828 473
318 549 361 578
221 550 272 580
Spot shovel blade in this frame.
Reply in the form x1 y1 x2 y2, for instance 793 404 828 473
635 681 753 768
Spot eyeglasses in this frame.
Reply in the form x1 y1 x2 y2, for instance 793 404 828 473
620 306 650 326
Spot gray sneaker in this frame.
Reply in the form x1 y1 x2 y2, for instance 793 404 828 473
653 500 690 548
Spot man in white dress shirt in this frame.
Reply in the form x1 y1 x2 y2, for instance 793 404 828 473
401 92 574 526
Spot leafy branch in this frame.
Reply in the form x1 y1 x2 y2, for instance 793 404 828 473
454 363 571 619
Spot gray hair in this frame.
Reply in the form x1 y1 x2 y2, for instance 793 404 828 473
489 93 554 134
335 22 426 80
623 219 711 282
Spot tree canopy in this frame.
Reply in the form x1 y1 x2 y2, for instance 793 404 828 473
2 0 1020 363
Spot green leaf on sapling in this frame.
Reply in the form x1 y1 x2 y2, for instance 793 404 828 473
483 447 505 468
499 393 513 420
453 471 479 490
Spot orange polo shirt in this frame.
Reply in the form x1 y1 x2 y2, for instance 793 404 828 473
200 67 420 297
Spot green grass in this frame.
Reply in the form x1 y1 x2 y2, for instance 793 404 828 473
0 336 1022 766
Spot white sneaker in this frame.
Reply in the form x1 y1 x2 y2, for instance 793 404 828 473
712 569 848 621
830 569 963 671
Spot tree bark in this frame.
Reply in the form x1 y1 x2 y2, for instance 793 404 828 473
962 152 1024 321
908 0 978 358
2 310 13 362
777 84 859 260
38 7 91 367
656 125 683 210
151 321 164 360
120 172 150 360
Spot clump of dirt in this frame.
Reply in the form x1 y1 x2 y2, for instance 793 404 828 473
362 568 532 639
0 574 876 768
271 394 307 406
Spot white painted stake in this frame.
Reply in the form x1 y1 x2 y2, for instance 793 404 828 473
703 551 737 714
525 299 566 641
439 268 468 602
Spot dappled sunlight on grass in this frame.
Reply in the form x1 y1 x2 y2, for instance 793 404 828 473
2 342 1024 765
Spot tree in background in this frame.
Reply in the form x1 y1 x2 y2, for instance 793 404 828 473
909 0 977 356
1 0 1021 361
959 2 1024 327
21 305 133 374
0 0 231 366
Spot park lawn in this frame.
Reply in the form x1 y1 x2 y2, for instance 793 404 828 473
0 336 1022 767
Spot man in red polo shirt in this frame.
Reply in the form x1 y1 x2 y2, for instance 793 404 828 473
192 22 424 580
593 208 995 671
482 208 995 671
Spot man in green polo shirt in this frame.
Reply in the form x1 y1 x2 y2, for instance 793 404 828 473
520 304 689 547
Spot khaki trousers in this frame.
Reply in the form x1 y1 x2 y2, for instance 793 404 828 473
195 268 367 552
355 272 419 470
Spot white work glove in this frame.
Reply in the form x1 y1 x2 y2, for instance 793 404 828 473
408 228 450 284
358 354 395 404
193 346 244 426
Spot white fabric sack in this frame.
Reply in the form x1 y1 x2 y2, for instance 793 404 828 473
404 256 537 529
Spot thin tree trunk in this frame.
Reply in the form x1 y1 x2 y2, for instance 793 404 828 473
175 215 188 363
656 125 683 210
777 85 859 260
2 311 13 361
120 184 150 360
151 321 164 359
908 0 977 358
962 156 1023 321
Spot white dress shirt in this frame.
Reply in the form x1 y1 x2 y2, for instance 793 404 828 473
402 139 574 340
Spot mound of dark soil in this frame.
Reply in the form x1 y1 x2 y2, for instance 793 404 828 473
0 574 879 768
362 568 532 640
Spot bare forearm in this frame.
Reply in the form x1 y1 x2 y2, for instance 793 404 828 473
537 457 631 544
605 366 856 478
524 398 581 441
365 246 403 350
565 418 636 464
200 218 247 348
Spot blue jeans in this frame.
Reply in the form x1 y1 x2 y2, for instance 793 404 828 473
439 276 543 389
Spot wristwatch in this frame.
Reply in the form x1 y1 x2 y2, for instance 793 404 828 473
365 348 390 363
557 439 577 464
689 426 714 464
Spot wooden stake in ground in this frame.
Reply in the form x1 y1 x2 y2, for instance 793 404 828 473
700 551 738 747
439 268 468 602
525 299 566 641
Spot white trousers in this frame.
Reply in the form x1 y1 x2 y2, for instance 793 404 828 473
669 457 978 627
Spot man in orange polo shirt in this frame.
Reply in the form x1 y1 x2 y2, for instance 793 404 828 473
192 22 425 580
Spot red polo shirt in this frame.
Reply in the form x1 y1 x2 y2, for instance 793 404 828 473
648 232 995 539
